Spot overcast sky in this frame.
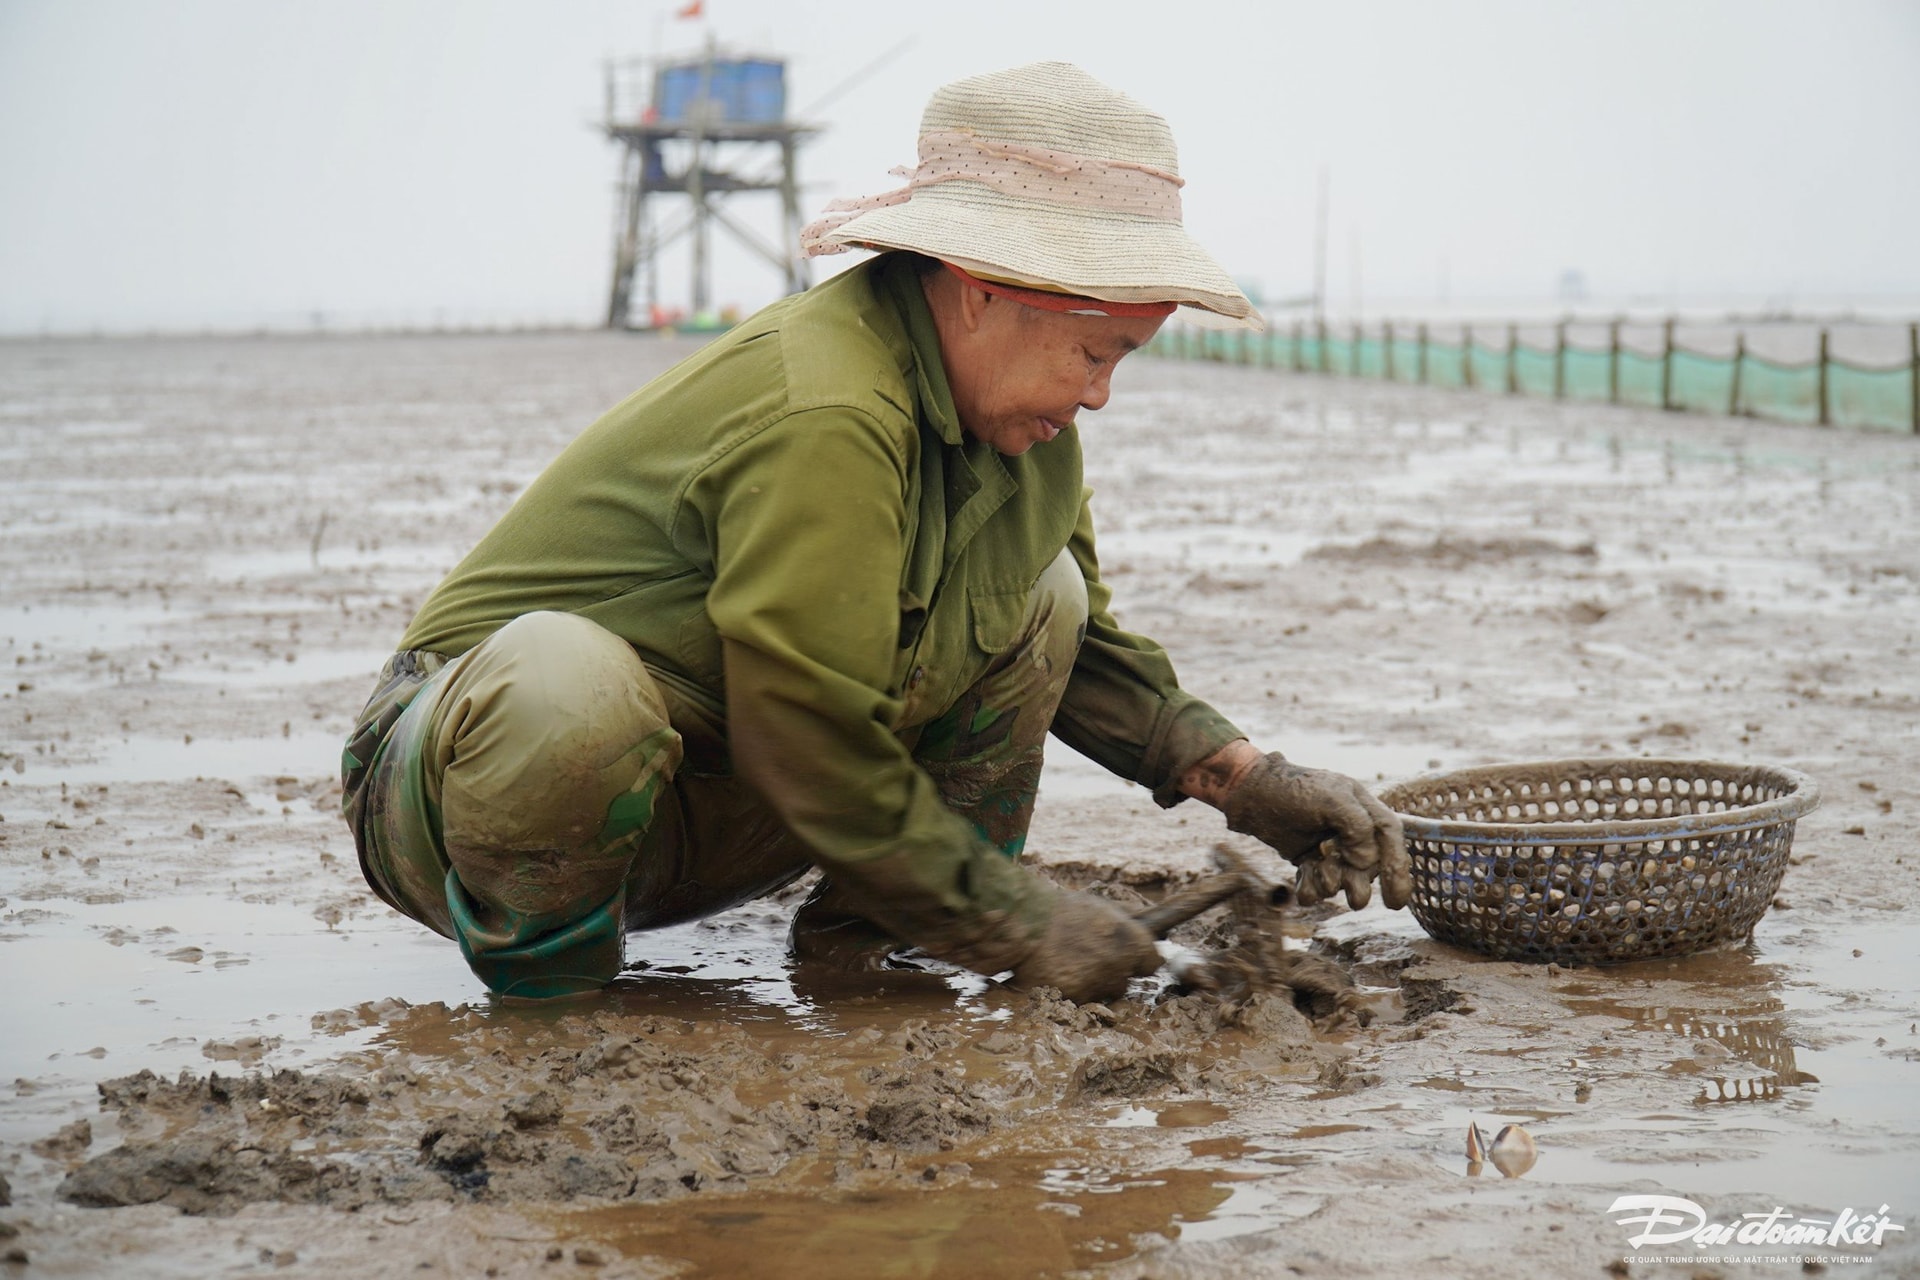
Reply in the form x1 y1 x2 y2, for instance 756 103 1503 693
1 0 1915 334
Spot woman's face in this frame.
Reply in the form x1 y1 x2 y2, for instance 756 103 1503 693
943 296 1165 456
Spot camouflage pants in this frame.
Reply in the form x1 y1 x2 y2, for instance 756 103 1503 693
340 550 1087 997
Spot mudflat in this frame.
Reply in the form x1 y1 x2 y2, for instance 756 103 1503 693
2 332 1915 1278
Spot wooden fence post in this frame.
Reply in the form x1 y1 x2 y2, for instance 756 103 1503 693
1608 319 1622 404
1817 328 1831 427
1554 319 1568 399
1730 331 1746 416
1418 322 1429 384
1506 323 1519 394
1660 317 1676 411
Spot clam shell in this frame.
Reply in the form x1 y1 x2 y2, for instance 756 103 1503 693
1488 1124 1537 1177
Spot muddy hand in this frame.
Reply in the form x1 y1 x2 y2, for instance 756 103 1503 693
1222 753 1410 910
1011 890 1163 1003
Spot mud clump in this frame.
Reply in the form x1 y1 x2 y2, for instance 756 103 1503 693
502 1088 563 1130
59 1135 386 1214
31 1118 91 1162
860 1062 993 1151
53 986 1353 1217
1401 975 1464 1021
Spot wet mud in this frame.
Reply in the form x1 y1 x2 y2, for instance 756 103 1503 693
2 333 1918 1277
51 982 1333 1218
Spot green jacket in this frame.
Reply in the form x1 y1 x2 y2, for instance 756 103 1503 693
401 253 1241 948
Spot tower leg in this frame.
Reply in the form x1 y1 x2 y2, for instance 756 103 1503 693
781 137 807 294
606 145 645 329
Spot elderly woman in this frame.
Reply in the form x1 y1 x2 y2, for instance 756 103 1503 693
340 62 1408 1003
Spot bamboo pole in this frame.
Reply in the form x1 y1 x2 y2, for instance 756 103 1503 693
1729 331 1745 417
1608 319 1622 404
1660 317 1676 411
1506 323 1519 395
1817 328 1831 427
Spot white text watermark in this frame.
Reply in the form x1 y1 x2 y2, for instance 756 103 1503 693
1608 1195 1904 1252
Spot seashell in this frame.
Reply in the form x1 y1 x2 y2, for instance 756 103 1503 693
1465 1122 1488 1165
1488 1124 1537 1177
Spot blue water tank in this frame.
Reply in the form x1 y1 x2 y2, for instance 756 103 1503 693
654 57 786 125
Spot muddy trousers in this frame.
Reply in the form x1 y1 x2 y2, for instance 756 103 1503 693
342 552 1089 998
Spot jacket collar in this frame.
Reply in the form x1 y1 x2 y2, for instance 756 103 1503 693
877 254 966 448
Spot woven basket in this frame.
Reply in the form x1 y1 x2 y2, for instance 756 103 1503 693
1378 758 1819 965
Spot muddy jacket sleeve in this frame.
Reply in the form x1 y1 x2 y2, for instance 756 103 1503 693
1050 489 1246 807
693 407 1056 952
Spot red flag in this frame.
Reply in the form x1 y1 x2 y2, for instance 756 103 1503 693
674 0 703 17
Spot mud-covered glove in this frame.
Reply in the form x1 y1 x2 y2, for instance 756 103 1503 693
1222 753 1411 910
924 885 1163 1004
1008 890 1164 1002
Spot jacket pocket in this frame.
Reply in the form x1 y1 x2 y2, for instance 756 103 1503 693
969 586 1030 655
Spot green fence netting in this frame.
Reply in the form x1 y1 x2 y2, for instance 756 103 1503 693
1670 349 1737 418
1148 324 1917 434
1829 363 1912 431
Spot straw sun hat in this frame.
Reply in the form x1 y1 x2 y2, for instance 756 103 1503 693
801 62 1260 329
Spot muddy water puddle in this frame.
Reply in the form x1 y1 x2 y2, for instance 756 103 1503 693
540 1156 1281 1279
1388 916 1920 1209
0 895 472 1111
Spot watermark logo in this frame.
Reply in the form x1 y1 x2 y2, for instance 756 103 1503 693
1608 1195 1904 1256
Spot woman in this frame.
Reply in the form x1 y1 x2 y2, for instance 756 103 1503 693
340 62 1407 1003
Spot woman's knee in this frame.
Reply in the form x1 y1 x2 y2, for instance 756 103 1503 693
1024 548 1089 671
428 612 682 856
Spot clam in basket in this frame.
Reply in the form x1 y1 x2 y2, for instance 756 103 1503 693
1378 758 1819 965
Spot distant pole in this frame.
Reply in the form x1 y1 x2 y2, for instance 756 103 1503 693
1730 331 1746 417
1554 319 1568 399
1384 320 1396 381
1817 328 1831 427
1464 324 1476 390
1352 321 1362 377
1318 318 1330 374
1312 165 1329 327
1911 322 1919 435
1349 226 1363 325
1660 317 1676 411
688 35 715 315
1293 319 1304 372
1507 323 1519 395
1608 318 1622 404
1418 322 1429 384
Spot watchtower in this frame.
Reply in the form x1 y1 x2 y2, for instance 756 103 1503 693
602 40 819 329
